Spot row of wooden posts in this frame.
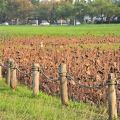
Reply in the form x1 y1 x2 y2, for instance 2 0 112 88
0 59 69 105
0 58 119 120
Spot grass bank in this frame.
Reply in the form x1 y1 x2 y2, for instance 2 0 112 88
0 79 108 120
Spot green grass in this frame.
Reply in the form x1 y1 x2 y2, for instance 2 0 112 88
0 24 120 37
0 79 109 120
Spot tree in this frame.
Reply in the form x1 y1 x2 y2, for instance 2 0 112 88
88 0 120 23
33 2 51 23
56 2 73 21
73 1 89 23
0 0 8 23
0 0 120 24
31 0 40 5
113 0 120 7
6 0 33 23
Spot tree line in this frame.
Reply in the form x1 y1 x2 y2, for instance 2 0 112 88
0 0 120 24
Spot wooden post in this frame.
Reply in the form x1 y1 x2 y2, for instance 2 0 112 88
6 59 12 85
0 64 2 79
117 98 120 117
108 73 117 120
32 63 40 96
58 63 68 106
10 59 17 90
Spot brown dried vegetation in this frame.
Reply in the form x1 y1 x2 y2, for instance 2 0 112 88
0 35 120 104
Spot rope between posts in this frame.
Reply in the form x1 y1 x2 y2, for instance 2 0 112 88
79 83 107 89
16 67 32 77
40 68 75 82
0 63 6 68
1 60 119 90
13 66 120 90
66 72 120 90
66 73 74 80
40 68 58 82
66 72 108 89
117 83 120 90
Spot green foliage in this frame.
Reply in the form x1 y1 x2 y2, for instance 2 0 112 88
74 2 89 23
56 2 73 20
0 80 109 120
88 0 120 18
0 0 8 23
0 0 120 24
6 0 33 20
35 3 51 21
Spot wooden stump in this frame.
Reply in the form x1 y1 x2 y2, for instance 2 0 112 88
0 65 2 79
108 73 117 120
32 63 40 96
10 59 17 90
6 59 12 85
58 63 68 106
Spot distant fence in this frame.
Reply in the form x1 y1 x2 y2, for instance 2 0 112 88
0 58 120 120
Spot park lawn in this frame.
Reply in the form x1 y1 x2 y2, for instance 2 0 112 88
0 24 120 37
0 79 109 120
